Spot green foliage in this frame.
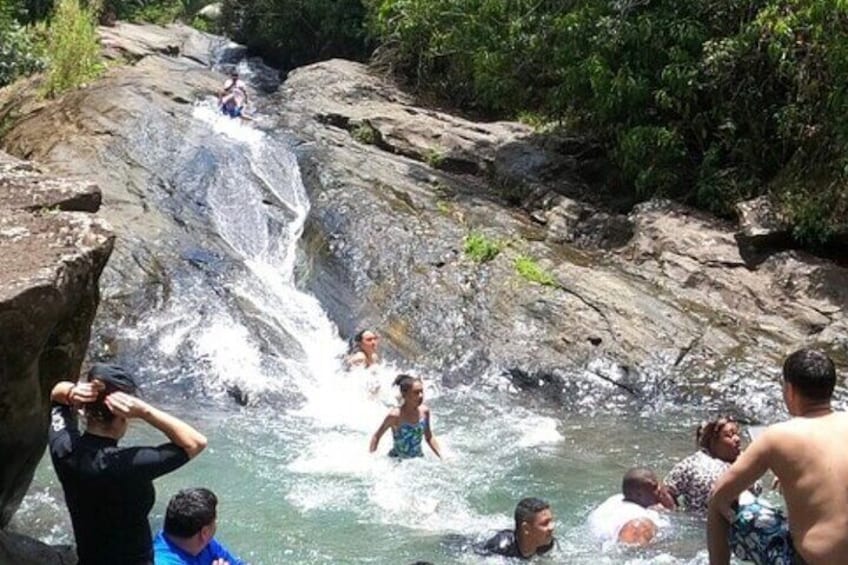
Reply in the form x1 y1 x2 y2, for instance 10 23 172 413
514 255 555 287
367 0 848 245
42 0 103 98
352 121 378 145
0 6 45 87
220 0 371 70
424 148 444 168
463 231 500 263
190 13 211 32
99 0 216 24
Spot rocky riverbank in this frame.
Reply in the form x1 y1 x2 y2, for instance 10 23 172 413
274 59 848 400
0 151 113 563
0 21 846 557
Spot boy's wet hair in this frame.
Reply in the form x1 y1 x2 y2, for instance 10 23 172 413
514 497 549 530
783 348 836 401
393 374 420 394
696 416 737 453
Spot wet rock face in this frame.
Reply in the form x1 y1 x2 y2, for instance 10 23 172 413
0 153 114 533
0 530 76 564
277 59 848 411
0 20 845 422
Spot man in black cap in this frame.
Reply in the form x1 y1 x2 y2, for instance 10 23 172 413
48 363 207 565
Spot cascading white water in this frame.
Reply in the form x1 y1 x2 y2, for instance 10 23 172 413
14 71 741 565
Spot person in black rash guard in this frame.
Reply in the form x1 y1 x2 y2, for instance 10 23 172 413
478 497 556 559
48 363 207 565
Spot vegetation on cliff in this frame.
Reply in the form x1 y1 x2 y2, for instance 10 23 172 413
219 0 372 70
1 0 846 245
218 0 847 246
42 0 102 97
365 0 848 245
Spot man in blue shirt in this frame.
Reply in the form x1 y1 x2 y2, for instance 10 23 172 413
154 488 244 565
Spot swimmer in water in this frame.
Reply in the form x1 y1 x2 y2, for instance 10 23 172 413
478 497 556 558
346 329 380 369
369 375 442 459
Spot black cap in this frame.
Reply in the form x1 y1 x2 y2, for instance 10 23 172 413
87 363 138 394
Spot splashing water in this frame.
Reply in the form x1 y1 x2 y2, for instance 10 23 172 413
14 63 765 564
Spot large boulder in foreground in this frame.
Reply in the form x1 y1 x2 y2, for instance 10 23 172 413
0 152 113 539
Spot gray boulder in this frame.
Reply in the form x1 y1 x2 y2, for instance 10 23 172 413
0 152 113 542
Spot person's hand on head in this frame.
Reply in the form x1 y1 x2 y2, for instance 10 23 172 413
69 380 104 404
104 391 149 419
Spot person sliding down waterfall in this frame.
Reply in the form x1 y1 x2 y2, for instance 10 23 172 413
369 375 442 459
218 71 249 120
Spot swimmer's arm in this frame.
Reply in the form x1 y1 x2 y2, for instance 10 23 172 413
423 407 442 459
707 432 772 565
369 414 393 453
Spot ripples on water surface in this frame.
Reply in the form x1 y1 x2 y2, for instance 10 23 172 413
13 71 808 564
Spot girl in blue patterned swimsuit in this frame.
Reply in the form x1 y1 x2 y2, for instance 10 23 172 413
369 375 442 459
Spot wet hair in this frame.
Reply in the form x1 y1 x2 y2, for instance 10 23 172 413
348 328 376 355
393 374 421 394
783 349 836 401
514 497 550 531
164 488 218 538
82 364 138 424
622 468 658 508
696 416 737 454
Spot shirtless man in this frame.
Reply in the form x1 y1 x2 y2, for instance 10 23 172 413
218 71 248 118
708 348 848 564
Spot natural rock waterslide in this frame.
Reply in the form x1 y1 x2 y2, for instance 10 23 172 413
279 61 848 408
0 21 846 563
0 23 845 414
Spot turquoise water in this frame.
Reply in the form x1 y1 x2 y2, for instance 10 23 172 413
18 370 738 564
10 69 772 564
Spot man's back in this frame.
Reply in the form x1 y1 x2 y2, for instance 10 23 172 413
767 412 848 563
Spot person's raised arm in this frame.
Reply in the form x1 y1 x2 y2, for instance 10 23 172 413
369 413 393 453
707 431 772 565
50 380 102 406
423 407 442 459
105 392 207 459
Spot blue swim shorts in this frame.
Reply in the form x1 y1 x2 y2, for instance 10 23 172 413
729 498 800 565
221 102 242 118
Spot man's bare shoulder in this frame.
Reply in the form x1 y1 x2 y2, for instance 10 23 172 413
765 412 848 441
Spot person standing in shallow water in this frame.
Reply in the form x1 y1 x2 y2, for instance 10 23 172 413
708 348 848 565
369 375 442 459
477 497 556 559
346 329 380 369
48 363 207 565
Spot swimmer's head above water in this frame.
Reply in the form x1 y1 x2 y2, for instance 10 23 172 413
697 415 741 463
394 374 424 407
514 497 555 553
351 329 379 354
622 467 674 510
